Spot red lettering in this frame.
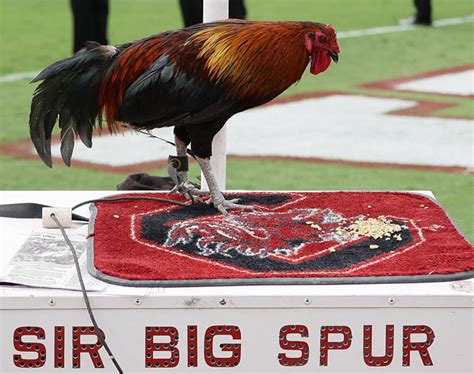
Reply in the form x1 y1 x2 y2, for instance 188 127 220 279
145 326 179 368
54 326 65 368
278 324 309 367
402 325 435 366
72 326 105 369
204 325 241 368
363 325 394 367
320 325 352 366
12 326 46 369
187 325 198 367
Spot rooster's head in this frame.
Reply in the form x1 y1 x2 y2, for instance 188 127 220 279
304 24 339 75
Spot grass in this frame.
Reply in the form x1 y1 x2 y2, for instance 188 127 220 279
0 0 472 240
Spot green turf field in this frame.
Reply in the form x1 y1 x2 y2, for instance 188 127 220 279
0 0 472 240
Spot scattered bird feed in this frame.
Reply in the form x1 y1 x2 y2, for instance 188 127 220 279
346 216 403 240
306 215 405 245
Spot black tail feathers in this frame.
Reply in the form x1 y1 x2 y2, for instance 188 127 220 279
29 43 118 167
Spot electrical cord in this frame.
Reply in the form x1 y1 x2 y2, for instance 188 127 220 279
50 213 123 374
0 195 192 372
71 195 191 212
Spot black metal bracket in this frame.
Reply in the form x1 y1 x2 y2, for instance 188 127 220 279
167 155 189 186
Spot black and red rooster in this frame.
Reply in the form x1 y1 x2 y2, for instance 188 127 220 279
29 20 339 214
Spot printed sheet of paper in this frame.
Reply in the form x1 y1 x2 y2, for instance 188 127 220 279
4 230 105 291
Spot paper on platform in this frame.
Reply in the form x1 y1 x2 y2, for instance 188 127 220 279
1 221 105 291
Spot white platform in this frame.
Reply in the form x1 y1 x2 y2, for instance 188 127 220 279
0 191 472 373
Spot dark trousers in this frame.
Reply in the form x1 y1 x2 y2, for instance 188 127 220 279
70 0 109 53
179 0 246 27
414 0 431 24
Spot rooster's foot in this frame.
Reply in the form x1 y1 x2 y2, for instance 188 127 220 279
207 195 259 216
195 156 259 215
170 181 209 203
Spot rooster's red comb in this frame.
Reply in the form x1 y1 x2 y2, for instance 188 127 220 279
326 24 336 35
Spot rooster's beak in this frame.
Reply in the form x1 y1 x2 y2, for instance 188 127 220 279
328 51 339 63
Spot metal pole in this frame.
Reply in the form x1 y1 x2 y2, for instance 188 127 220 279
201 0 229 190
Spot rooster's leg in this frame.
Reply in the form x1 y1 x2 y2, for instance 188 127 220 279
170 136 209 200
196 156 257 215
175 136 189 185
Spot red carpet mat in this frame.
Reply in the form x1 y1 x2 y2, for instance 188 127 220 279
87 192 473 286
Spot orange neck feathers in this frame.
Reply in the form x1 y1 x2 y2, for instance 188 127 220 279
189 21 315 104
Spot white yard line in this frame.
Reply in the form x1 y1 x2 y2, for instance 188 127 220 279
0 14 472 85
0 70 39 84
337 14 474 38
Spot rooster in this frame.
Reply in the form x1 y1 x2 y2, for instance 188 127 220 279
29 20 339 214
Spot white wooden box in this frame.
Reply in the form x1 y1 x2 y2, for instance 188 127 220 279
0 191 472 373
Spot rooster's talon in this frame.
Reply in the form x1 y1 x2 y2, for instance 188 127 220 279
170 181 209 202
213 199 258 215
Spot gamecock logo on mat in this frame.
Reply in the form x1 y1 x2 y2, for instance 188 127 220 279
132 194 422 274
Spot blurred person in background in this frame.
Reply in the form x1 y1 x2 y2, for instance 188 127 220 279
70 0 109 53
179 0 246 27
401 0 432 26
413 0 432 25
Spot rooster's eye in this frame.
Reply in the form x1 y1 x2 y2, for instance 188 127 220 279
319 35 328 43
